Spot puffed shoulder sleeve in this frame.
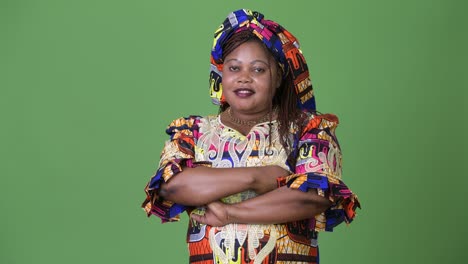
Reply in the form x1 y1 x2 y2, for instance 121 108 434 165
141 116 211 223
279 113 360 232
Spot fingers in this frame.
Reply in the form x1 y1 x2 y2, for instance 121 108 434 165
190 213 205 224
190 202 229 226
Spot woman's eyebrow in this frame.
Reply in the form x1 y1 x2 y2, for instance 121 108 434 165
224 58 239 63
224 58 269 65
250 59 269 66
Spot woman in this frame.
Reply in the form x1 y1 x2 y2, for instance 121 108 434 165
142 9 360 264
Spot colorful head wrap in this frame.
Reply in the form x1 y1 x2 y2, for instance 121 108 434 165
209 9 316 110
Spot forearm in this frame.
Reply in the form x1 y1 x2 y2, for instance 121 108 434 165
159 166 284 206
227 186 332 224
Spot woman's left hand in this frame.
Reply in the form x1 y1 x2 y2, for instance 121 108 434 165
190 201 231 227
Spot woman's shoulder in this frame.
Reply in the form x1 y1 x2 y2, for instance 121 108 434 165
301 110 340 133
166 114 218 133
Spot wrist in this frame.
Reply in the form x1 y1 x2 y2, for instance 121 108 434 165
226 203 238 224
253 166 280 194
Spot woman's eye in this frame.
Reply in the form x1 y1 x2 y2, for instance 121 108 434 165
229 66 239 71
254 68 265 73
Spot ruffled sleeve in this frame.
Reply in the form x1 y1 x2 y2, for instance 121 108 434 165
141 116 211 223
279 113 360 232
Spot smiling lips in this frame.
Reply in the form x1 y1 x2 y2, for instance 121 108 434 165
234 88 255 98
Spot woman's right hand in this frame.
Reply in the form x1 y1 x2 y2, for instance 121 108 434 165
251 165 290 194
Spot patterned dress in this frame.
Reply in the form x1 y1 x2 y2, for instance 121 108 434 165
142 112 360 264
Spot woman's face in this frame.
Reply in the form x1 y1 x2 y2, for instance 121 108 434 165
221 41 281 117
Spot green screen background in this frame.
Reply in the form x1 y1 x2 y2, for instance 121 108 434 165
1 0 466 263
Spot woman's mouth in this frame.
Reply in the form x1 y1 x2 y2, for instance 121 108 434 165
234 88 255 98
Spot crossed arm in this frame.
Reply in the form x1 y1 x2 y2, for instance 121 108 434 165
159 166 331 226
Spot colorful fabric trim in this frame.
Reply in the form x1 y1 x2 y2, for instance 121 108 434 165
209 9 316 110
278 113 361 231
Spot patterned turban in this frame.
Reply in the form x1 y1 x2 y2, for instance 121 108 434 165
209 9 316 110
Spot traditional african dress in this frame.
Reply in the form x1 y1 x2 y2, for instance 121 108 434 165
142 112 360 264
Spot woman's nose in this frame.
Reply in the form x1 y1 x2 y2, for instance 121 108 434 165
237 70 252 83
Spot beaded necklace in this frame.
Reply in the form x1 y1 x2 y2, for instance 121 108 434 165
226 107 273 126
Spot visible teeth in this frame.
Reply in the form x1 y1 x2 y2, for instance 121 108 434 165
236 89 254 94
